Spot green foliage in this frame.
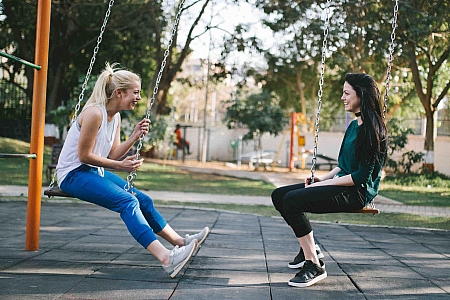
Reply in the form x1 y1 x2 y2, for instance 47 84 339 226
224 89 289 141
144 115 172 150
385 118 424 173
1 0 164 116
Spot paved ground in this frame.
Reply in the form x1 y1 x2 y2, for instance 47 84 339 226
1 160 449 299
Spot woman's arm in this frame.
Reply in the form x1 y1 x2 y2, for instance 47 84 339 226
307 173 355 188
319 167 341 181
109 118 150 160
305 167 341 185
77 107 143 172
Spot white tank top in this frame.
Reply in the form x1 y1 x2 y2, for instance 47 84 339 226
56 105 119 186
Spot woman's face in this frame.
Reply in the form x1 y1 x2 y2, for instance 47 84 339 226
341 81 360 113
120 81 141 110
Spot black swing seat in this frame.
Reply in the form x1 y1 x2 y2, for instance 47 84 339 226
44 187 72 198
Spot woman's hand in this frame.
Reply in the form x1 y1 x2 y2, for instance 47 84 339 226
305 176 321 187
120 155 144 172
130 118 150 140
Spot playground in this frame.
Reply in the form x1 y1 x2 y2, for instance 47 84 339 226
1 161 449 299
1 0 449 298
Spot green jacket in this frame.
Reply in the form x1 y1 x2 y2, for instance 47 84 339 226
336 120 384 206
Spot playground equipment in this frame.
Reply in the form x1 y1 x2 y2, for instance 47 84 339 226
288 112 314 171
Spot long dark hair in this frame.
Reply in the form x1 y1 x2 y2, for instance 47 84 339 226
345 73 387 163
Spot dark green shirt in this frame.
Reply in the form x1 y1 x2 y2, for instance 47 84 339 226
336 120 384 205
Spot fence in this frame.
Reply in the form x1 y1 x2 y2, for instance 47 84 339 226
0 61 31 141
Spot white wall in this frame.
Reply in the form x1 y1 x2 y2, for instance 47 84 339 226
163 124 450 176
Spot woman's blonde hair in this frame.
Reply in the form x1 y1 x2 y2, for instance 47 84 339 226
85 62 141 107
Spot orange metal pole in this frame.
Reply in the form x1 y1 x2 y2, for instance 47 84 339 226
26 0 51 251
289 112 295 171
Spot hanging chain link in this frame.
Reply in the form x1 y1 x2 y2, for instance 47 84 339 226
124 0 186 193
310 0 332 183
382 0 399 120
49 0 115 189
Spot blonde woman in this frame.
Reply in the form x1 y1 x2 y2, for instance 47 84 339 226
56 63 209 278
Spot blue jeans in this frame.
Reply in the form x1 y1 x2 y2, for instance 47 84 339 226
60 165 167 248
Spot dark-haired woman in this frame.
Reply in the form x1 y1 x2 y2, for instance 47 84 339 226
271 73 387 287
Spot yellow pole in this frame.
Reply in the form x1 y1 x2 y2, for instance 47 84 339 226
26 0 51 251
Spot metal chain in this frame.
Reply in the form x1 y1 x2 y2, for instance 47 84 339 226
124 0 186 193
49 0 115 189
310 0 332 183
367 0 398 208
382 0 399 120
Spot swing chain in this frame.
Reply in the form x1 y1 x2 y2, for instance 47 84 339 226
310 0 332 183
49 0 115 189
382 0 399 120
124 0 186 193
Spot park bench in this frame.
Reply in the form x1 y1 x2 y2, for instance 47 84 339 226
312 153 338 170
240 150 280 170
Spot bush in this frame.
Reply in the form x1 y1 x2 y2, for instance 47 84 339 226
386 118 424 173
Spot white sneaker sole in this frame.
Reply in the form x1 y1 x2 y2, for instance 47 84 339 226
169 241 198 278
288 272 327 287
197 227 210 246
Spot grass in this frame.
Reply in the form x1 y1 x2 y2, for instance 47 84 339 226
130 163 274 196
1 136 449 230
151 200 450 230
379 173 450 207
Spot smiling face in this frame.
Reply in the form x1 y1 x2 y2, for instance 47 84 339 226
120 81 141 110
341 81 360 114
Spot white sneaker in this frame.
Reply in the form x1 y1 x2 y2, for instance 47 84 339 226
163 240 198 278
184 226 210 247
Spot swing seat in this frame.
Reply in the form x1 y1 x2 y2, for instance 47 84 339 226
43 187 72 198
350 206 380 215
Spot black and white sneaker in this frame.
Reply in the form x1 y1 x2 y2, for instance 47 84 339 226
288 259 327 288
288 244 324 269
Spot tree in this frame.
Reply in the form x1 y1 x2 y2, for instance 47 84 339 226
1 0 162 119
228 0 449 175
1 0 241 120
231 0 401 129
394 0 450 171
224 89 289 165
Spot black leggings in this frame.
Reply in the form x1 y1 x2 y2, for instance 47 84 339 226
271 183 365 238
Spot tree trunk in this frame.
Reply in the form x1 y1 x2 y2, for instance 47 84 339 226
423 110 436 172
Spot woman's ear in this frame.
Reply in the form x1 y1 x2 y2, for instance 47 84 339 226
115 89 123 98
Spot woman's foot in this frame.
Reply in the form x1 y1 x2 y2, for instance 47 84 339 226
184 226 210 247
288 259 327 287
162 239 198 278
288 244 324 269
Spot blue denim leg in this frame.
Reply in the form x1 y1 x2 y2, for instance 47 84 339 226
103 170 167 233
60 165 167 248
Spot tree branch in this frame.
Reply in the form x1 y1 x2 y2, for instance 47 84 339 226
433 80 450 110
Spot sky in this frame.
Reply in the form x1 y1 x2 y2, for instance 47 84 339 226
176 0 273 68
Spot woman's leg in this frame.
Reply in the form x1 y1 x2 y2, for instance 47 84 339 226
271 183 305 226
272 184 364 268
283 185 365 237
61 166 160 250
61 166 198 278
103 170 192 247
